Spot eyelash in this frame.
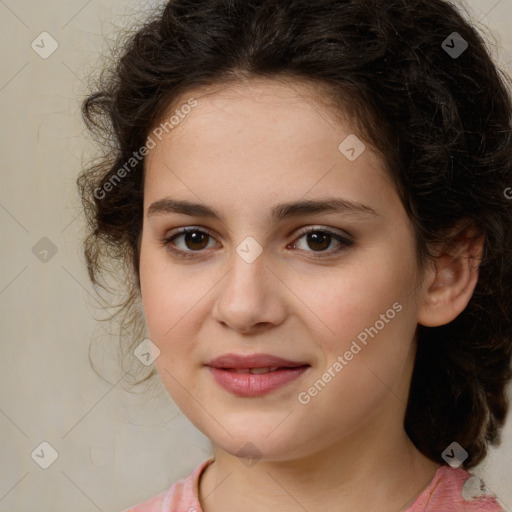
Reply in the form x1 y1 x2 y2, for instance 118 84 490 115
161 226 353 259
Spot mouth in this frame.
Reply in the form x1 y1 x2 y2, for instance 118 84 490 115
206 356 311 398
205 354 311 396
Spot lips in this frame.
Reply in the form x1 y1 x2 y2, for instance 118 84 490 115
205 353 311 396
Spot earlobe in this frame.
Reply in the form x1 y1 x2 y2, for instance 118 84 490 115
417 227 484 327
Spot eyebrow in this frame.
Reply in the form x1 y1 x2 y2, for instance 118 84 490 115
147 197 379 221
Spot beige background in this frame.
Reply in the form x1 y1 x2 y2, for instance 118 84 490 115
1 0 511 510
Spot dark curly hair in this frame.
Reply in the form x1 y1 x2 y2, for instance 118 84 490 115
77 0 512 469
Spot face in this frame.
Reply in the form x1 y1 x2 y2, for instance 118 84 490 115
139 77 427 461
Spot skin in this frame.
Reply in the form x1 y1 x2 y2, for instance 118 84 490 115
139 77 483 512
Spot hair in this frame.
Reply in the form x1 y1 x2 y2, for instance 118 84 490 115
77 0 512 469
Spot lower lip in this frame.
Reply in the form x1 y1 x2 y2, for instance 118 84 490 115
207 366 310 397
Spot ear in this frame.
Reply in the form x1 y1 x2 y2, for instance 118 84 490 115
417 224 484 327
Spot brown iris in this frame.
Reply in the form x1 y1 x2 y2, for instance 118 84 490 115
305 232 331 251
183 230 210 250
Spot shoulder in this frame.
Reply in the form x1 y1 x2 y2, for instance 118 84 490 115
407 465 505 511
121 458 214 512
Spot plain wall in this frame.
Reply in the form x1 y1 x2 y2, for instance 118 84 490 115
1 0 511 510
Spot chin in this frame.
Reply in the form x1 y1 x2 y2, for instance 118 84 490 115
210 430 313 463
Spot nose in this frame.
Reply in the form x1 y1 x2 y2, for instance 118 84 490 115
212 250 287 335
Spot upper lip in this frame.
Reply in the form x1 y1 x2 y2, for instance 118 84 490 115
206 353 309 369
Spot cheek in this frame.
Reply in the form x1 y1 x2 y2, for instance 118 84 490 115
139 244 186 346
316 257 419 403
139 255 200 405
293 249 419 409
290 254 416 352
139 259 168 337
139 242 212 380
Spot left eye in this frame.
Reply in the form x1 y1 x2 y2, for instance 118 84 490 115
291 228 352 254
163 227 352 257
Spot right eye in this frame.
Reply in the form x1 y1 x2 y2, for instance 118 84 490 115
162 227 219 258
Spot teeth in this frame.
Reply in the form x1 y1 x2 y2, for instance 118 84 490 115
225 367 281 374
250 366 280 374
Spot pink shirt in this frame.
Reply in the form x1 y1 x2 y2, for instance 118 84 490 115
122 458 504 512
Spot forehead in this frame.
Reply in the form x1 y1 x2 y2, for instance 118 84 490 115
147 76 374 165
143 77 397 220
158 76 347 129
